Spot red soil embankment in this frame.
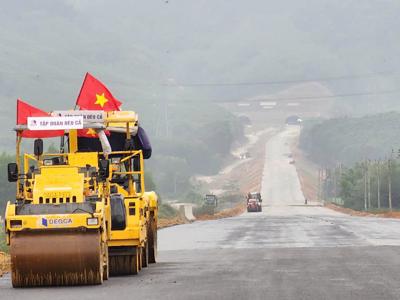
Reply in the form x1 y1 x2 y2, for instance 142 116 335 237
292 139 319 202
196 203 246 221
158 216 187 229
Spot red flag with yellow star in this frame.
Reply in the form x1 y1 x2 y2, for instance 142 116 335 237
76 73 121 138
17 99 64 138
76 72 122 111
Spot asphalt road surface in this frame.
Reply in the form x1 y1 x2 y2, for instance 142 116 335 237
2 126 400 299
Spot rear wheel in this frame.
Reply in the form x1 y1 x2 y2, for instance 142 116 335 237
132 247 139 274
148 219 157 264
142 242 149 268
98 248 104 285
103 245 109 280
138 247 142 271
109 247 139 276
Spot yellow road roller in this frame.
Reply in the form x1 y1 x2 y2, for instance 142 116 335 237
4 110 158 287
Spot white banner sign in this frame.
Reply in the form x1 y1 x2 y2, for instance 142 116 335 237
52 110 105 122
27 116 84 130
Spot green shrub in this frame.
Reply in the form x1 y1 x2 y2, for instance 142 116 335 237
0 226 7 253
158 203 178 219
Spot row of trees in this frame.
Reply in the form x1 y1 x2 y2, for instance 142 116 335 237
321 156 400 211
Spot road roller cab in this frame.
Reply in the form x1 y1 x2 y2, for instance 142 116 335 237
4 110 158 287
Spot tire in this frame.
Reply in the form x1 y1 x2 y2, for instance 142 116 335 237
130 248 139 275
97 245 104 285
142 242 149 268
138 247 142 271
103 245 109 280
148 218 157 264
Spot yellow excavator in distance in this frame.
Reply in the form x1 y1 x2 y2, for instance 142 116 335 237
4 110 158 287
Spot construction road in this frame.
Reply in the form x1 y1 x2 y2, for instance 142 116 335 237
2 126 400 299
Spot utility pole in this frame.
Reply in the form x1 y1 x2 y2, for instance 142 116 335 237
364 160 367 211
338 163 343 205
333 166 337 202
317 169 321 203
173 173 177 195
388 156 393 211
367 160 371 209
377 160 381 209
321 168 326 206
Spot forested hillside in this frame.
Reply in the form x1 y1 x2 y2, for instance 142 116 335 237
300 113 400 167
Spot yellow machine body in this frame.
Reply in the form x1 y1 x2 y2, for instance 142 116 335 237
106 150 158 275
4 110 158 287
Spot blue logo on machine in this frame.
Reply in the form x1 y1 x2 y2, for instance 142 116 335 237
39 217 72 227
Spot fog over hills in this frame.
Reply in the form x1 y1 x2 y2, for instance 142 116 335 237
1 0 400 148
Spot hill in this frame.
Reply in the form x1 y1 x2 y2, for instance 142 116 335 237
300 112 400 166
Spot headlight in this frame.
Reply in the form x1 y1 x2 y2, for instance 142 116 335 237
43 159 53 166
10 219 22 228
87 217 98 226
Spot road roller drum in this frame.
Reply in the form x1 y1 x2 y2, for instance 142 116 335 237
10 230 103 287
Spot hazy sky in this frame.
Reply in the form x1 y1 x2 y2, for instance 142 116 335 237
1 0 399 123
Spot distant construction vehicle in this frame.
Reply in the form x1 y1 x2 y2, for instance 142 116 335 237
204 194 218 207
246 192 262 212
4 109 158 287
285 115 302 125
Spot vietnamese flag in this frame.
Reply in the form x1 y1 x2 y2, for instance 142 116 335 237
17 99 64 138
76 73 121 138
76 72 122 111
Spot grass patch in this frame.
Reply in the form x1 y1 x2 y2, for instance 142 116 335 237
0 225 7 253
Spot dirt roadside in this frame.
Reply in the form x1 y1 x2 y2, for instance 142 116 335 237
190 128 270 221
195 128 275 195
158 129 269 227
195 203 246 221
0 252 10 277
158 216 187 229
291 137 320 203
